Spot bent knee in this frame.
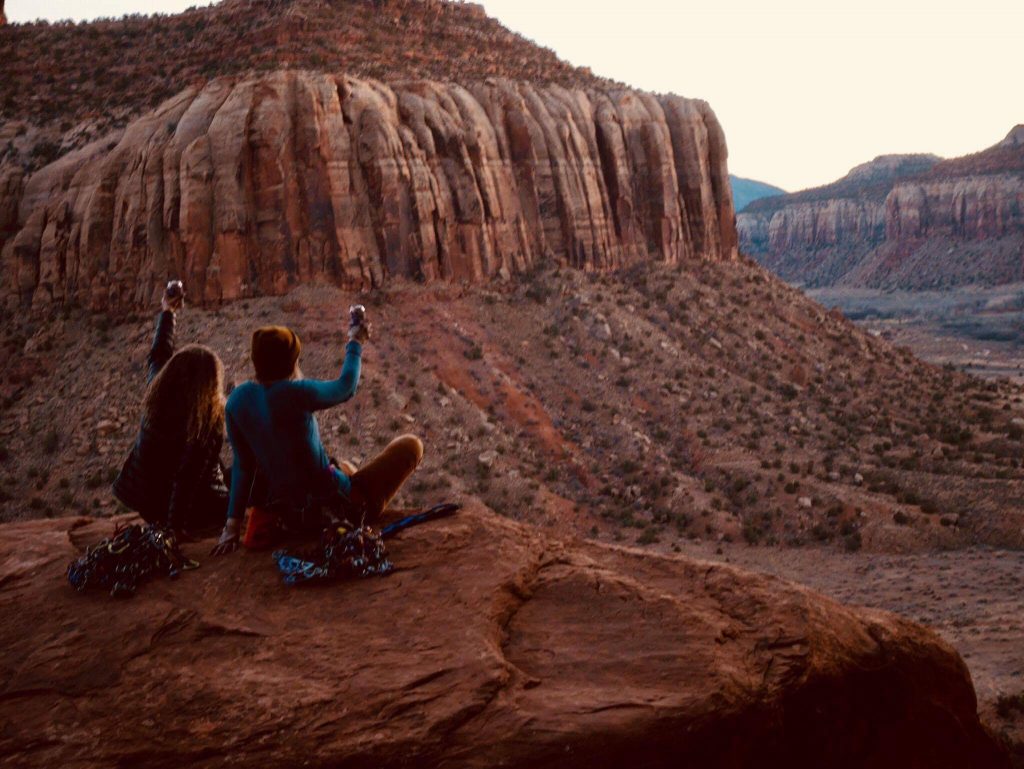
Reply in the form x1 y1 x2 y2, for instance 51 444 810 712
393 434 424 466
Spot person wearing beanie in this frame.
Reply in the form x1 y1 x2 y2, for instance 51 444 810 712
211 307 424 554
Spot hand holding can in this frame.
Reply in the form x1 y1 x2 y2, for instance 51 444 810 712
163 280 185 312
348 304 371 343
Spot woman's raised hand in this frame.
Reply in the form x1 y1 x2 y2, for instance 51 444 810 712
162 280 185 313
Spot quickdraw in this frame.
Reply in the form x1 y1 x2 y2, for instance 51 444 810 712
67 523 199 598
273 502 459 587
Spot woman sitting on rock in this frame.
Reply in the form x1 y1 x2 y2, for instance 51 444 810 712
112 282 229 537
211 306 423 555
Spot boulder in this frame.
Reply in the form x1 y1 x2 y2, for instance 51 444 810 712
0 506 1007 768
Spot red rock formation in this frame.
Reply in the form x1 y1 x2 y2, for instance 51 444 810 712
0 71 737 310
0 506 1009 768
736 154 939 287
739 131 1024 289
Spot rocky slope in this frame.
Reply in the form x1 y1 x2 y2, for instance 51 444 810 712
0 507 1009 768
0 70 735 310
4 260 1023 554
739 129 1024 289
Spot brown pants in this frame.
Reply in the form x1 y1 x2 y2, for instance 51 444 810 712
346 434 424 524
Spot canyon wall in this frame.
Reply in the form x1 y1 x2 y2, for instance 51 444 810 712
739 131 1024 289
0 71 737 311
737 197 888 287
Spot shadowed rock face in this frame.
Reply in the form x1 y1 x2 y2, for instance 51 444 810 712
0 506 1009 768
738 131 1024 289
0 71 737 310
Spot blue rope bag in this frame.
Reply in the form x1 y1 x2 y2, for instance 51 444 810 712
273 502 459 586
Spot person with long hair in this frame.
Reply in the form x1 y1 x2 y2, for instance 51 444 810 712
112 283 229 536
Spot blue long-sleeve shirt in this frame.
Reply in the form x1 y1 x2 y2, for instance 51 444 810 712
224 340 362 520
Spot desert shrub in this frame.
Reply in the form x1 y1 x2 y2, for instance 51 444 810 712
893 510 912 526
996 692 1024 720
636 527 660 545
742 519 763 545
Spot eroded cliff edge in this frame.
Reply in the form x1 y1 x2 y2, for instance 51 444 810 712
0 506 1009 768
0 71 737 310
738 128 1024 289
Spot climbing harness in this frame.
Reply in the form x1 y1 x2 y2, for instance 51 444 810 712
273 502 459 586
67 523 198 598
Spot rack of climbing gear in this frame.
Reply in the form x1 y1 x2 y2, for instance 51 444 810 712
273 502 459 586
67 523 199 598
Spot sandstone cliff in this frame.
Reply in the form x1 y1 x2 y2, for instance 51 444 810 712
739 129 1024 289
0 71 737 310
737 154 939 287
0 506 1009 768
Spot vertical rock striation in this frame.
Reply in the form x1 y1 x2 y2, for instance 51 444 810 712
739 131 1024 289
0 71 737 310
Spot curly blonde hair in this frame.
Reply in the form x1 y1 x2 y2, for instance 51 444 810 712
143 345 225 440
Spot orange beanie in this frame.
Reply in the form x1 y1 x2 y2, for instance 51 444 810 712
251 326 301 382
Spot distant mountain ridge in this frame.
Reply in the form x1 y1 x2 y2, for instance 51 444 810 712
738 127 1024 289
729 174 785 212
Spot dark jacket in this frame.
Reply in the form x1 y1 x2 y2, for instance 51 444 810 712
112 311 228 531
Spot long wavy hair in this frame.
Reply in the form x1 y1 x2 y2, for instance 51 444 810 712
143 345 225 441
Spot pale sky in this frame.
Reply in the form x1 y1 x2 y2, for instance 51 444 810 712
7 0 1023 191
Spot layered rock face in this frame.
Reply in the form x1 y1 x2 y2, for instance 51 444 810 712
0 71 737 310
738 197 889 286
0 506 1008 768
739 132 1024 289
737 154 939 287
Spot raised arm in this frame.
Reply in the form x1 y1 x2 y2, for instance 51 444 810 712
146 310 176 382
292 340 363 411
147 283 185 382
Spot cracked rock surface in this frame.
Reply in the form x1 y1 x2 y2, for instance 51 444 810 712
0 503 1008 768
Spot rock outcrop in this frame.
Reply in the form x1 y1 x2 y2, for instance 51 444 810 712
739 130 1024 289
737 154 940 287
0 506 1008 768
0 71 736 310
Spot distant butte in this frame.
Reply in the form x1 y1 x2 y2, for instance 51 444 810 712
738 127 1024 289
